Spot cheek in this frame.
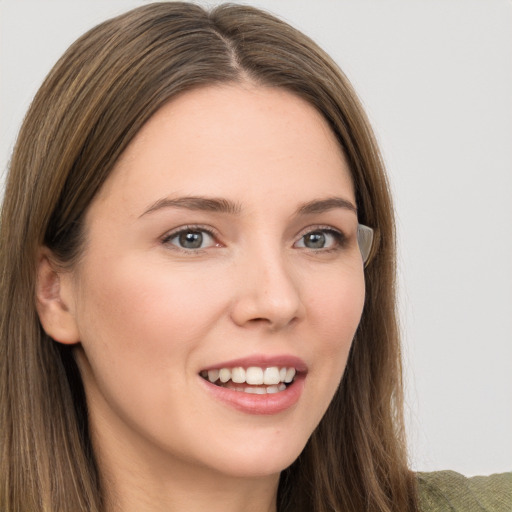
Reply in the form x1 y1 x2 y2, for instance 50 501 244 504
304 266 365 389
72 258 227 434
77 258 220 348
284 266 365 446
309 265 365 343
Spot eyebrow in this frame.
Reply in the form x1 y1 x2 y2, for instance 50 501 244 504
141 196 242 217
140 195 357 217
295 197 357 215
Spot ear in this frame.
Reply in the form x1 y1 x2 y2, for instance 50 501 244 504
35 248 80 345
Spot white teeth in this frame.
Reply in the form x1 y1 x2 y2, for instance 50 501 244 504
246 367 264 385
208 369 219 383
202 365 298 390
284 368 296 383
239 384 286 394
263 367 281 385
246 386 266 394
219 368 231 383
231 367 246 383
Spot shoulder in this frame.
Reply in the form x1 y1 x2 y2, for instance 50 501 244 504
417 470 512 512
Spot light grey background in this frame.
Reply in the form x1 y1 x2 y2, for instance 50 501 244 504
1 0 511 476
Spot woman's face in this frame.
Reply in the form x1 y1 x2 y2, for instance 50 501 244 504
64 84 366 480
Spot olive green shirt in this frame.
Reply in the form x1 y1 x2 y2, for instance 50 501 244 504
417 471 512 511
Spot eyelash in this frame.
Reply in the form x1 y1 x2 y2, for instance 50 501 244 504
161 225 347 254
161 225 219 254
294 226 347 253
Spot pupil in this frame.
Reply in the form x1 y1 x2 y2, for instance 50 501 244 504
179 231 203 249
305 231 325 248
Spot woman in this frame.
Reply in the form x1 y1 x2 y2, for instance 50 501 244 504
0 3 509 512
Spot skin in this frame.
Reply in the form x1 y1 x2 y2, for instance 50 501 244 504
37 83 366 512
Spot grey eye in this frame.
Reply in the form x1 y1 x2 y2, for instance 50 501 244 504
302 231 326 249
294 229 342 250
178 231 204 249
165 229 216 250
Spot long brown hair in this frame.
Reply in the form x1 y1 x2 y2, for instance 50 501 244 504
0 3 417 511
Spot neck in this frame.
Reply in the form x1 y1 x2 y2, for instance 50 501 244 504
103 464 279 512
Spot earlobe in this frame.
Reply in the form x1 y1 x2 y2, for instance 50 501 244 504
35 249 80 345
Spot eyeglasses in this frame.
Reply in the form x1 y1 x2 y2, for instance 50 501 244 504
357 224 376 267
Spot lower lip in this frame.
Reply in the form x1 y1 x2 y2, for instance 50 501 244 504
200 374 305 415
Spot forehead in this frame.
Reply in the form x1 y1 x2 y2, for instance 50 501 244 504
92 84 354 217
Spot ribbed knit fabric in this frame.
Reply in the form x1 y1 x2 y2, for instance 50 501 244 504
417 471 512 511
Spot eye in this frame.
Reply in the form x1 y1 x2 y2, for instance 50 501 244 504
294 228 345 250
163 227 217 251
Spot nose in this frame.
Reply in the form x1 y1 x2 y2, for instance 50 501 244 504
230 248 304 330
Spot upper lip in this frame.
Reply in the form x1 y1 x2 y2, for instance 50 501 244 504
200 354 308 373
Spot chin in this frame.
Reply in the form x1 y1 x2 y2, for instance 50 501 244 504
193 430 309 479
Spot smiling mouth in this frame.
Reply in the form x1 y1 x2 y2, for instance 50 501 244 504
200 366 296 394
